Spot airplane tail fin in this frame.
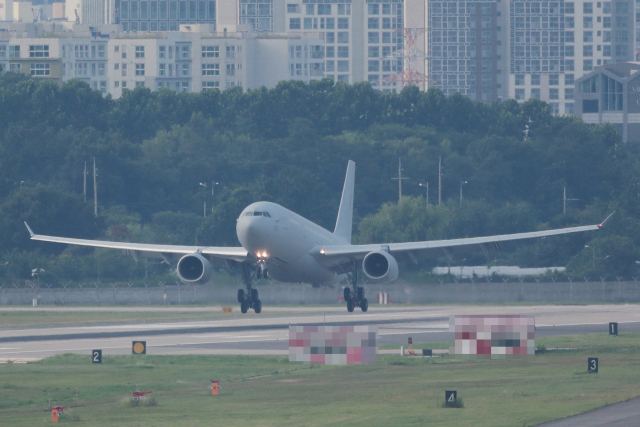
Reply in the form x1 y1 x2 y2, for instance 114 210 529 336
334 160 355 244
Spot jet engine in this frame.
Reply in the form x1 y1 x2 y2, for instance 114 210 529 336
177 253 212 285
362 251 399 283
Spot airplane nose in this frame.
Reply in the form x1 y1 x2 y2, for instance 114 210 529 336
237 217 264 249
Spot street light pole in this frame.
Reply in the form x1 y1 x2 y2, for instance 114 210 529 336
199 182 207 217
459 181 467 207
211 182 219 213
585 244 609 270
419 182 429 207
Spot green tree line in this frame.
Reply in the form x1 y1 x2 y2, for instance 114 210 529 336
0 73 637 283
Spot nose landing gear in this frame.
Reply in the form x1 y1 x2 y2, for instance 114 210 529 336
257 263 268 280
238 263 263 314
344 265 368 313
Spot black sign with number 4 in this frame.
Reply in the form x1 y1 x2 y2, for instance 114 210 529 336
588 357 598 373
609 322 618 336
92 349 102 364
445 390 457 402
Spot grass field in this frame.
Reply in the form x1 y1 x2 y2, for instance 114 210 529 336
1 333 640 426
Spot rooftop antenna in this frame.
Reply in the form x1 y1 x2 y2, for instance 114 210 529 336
391 157 409 201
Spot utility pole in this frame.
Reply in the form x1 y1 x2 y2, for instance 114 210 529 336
83 161 88 202
438 156 442 205
391 157 409 201
93 158 98 217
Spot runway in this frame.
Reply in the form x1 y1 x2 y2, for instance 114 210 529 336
1 304 639 426
1 304 639 359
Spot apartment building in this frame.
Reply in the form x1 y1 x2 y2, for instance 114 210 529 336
107 29 245 96
423 0 507 102
282 0 402 91
0 21 324 97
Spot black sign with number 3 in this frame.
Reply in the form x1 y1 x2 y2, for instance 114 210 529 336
588 357 598 373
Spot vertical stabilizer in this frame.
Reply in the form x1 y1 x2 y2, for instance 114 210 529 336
334 160 355 244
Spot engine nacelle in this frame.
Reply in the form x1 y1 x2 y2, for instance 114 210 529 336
177 253 212 285
362 251 399 283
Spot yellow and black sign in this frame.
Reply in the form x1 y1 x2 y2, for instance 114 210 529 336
132 341 147 355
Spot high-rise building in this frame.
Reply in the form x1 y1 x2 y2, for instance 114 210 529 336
426 0 506 102
408 0 636 112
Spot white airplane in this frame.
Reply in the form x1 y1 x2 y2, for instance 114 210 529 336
25 161 614 314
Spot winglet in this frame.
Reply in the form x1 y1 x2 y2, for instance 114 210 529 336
334 160 355 244
598 211 615 228
24 222 35 237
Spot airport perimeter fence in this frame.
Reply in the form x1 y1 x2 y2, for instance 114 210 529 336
2 277 640 306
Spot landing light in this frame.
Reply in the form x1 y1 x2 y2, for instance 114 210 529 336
320 248 325 255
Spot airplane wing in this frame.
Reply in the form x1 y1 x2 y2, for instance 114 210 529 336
317 212 615 266
24 222 248 263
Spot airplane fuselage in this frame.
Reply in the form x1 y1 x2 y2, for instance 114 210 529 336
236 202 346 286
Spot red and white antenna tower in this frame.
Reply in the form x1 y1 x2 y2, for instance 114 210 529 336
380 28 435 91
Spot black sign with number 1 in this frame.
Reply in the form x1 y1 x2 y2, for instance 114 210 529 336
588 357 598 373
92 349 102 364
609 322 618 336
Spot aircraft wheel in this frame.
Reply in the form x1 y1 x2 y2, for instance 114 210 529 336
361 298 369 313
344 287 352 302
237 289 245 304
356 286 365 301
347 299 355 313
254 299 262 314
257 268 262 279
263 269 268 279
251 288 259 301
241 300 249 314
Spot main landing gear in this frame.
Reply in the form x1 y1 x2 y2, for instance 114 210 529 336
344 264 368 313
238 263 262 314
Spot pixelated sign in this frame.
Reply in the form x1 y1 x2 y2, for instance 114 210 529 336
289 325 377 365
449 315 535 359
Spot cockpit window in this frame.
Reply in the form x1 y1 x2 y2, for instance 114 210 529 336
263 212 271 218
253 211 263 216
244 212 253 217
